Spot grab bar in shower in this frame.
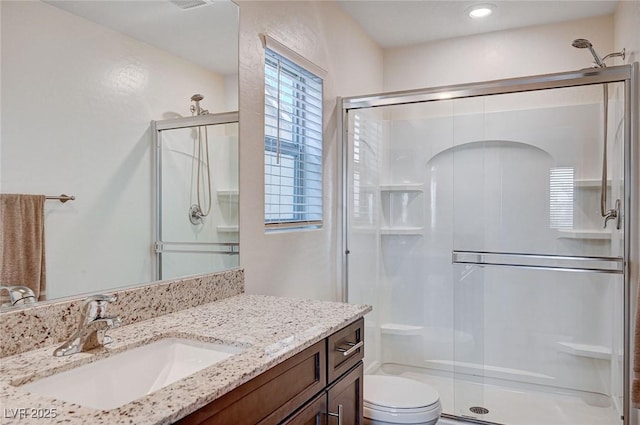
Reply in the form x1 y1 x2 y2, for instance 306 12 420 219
452 250 623 274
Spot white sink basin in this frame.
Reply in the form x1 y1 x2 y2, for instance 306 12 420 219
21 338 246 410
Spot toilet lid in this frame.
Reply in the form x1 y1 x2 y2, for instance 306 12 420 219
364 375 440 409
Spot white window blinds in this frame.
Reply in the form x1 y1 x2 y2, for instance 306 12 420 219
264 48 323 229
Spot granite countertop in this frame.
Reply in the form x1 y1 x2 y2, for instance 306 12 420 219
0 294 371 424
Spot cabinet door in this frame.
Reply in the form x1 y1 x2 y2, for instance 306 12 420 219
280 393 327 425
327 362 363 425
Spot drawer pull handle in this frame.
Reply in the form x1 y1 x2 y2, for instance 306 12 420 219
336 341 363 357
328 404 343 425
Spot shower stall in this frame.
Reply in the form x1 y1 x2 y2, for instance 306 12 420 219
341 64 637 424
152 110 239 280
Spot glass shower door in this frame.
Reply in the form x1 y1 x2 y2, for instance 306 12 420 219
450 84 625 424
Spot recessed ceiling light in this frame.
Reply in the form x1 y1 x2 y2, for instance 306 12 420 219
468 4 495 19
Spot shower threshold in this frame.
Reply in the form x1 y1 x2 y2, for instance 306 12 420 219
374 363 620 425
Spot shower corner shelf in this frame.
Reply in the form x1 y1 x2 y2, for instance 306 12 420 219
217 190 239 199
351 226 378 234
556 229 612 240
216 225 239 233
379 183 424 192
380 227 423 236
380 323 423 336
574 179 612 188
557 341 612 360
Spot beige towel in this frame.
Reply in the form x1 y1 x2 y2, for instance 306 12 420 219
0 194 46 301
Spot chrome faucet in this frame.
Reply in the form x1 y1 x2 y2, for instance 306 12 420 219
0 285 37 307
53 294 121 357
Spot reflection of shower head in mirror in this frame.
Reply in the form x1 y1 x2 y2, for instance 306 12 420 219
190 94 208 116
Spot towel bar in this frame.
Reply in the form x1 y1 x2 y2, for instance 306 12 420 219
45 194 75 203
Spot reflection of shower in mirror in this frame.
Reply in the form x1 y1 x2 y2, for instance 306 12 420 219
189 94 213 225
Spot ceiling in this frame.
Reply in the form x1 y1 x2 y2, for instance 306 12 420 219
44 0 619 75
336 0 619 49
44 0 239 76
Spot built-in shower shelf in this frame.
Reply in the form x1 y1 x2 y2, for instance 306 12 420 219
217 190 239 199
379 183 424 192
351 226 378 234
216 225 239 233
557 342 612 360
556 229 612 240
380 323 423 336
574 179 612 188
380 227 423 236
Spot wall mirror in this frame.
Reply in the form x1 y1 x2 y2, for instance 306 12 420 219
0 0 239 306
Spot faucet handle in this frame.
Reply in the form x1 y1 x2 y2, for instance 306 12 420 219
81 294 117 322
0 285 37 307
84 294 117 304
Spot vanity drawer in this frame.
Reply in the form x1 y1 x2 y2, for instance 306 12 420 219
327 318 364 384
176 340 326 425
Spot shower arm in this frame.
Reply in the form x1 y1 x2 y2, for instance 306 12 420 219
602 48 625 63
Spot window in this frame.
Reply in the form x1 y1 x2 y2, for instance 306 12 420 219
264 48 323 229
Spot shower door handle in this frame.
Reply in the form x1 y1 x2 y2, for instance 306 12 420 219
452 250 623 274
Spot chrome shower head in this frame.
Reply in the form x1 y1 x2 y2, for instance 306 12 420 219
571 38 592 49
190 94 208 116
571 38 605 68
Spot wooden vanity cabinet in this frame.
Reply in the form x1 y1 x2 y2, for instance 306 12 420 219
175 318 364 425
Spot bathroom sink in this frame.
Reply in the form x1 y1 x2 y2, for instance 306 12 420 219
21 337 246 410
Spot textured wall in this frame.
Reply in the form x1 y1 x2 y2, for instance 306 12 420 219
237 1 383 301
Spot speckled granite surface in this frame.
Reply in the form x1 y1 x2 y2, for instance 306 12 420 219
0 269 244 358
0 294 371 425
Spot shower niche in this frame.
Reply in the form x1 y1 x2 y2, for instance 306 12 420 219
379 185 424 235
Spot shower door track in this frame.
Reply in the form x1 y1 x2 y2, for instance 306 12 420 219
339 63 638 425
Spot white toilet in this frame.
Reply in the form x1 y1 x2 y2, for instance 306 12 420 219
363 375 442 425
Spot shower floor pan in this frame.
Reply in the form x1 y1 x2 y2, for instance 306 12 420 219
374 363 620 425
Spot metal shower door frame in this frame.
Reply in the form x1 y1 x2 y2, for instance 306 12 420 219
339 63 638 425
151 111 239 281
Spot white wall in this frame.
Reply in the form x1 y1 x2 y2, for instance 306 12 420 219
1 1 228 299
383 15 614 92
237 1 383 300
